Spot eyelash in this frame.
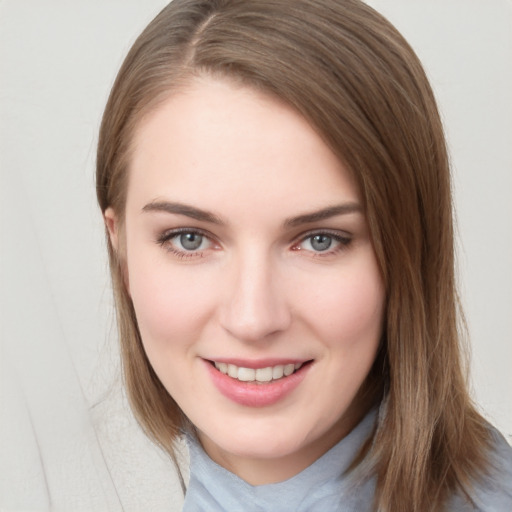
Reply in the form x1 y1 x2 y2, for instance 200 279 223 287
156 228 352 259
156 228 215 259
291 229 352 257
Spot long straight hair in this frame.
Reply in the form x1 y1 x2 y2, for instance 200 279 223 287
96 1 492 509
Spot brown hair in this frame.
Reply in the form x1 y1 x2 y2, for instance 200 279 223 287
96 1 492 509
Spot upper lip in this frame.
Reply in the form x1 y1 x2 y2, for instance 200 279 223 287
204 358 312 369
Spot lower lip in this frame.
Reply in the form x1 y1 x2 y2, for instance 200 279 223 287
205 360 312 407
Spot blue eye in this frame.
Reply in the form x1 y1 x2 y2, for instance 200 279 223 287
296 231 351 254
157 229 214 256
178 232 205 251
309 234 333 252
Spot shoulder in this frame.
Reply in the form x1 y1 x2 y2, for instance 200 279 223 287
449 427 512 511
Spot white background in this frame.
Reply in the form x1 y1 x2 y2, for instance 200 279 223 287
1 1 511 511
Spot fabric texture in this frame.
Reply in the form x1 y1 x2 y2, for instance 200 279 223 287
183 407 512 512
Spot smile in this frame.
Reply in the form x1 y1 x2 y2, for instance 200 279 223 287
206 359 313 407
213 361 304 383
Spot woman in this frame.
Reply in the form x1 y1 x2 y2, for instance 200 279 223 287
96 0 512 510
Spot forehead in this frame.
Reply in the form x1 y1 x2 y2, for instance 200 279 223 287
127 77 360 217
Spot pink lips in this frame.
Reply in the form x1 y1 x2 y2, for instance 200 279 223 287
204 359 312 407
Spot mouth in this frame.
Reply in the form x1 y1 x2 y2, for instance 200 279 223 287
205 358 314 407
208 360 313 384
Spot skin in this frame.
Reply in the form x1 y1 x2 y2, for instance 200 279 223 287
106 77 385 485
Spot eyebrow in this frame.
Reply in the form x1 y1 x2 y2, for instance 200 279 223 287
284 203 362 227
142 200 362 227
142 201 224 225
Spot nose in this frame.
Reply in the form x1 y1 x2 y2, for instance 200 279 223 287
219 250 291 343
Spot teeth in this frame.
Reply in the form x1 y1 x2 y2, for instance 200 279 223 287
272 365 284 380
214 361 304 382
237 367 255 381
227 364 238 378
255 367 273 382
217 362 228 374
284 364 295 376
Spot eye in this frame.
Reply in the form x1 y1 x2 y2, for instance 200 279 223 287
292 230 351 255
177 232 207 251
304 234 334 252
157 228 217 257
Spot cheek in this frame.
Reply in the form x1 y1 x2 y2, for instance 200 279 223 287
127 254 217 350
299 257 384 349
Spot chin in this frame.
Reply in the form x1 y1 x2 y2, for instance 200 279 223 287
200 416 316 460
233 435 303 459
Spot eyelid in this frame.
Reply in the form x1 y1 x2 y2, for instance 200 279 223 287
157 226 215 243
291 228 353 254
156 227 221 258
156 226 352 258
293 228 352 243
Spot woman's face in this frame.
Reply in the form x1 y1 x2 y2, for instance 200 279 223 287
106 77 385 484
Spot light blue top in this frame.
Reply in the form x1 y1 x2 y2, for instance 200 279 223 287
182 408 512 512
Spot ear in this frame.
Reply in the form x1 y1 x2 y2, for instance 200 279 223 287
104 207 131 294
104 207 120 252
